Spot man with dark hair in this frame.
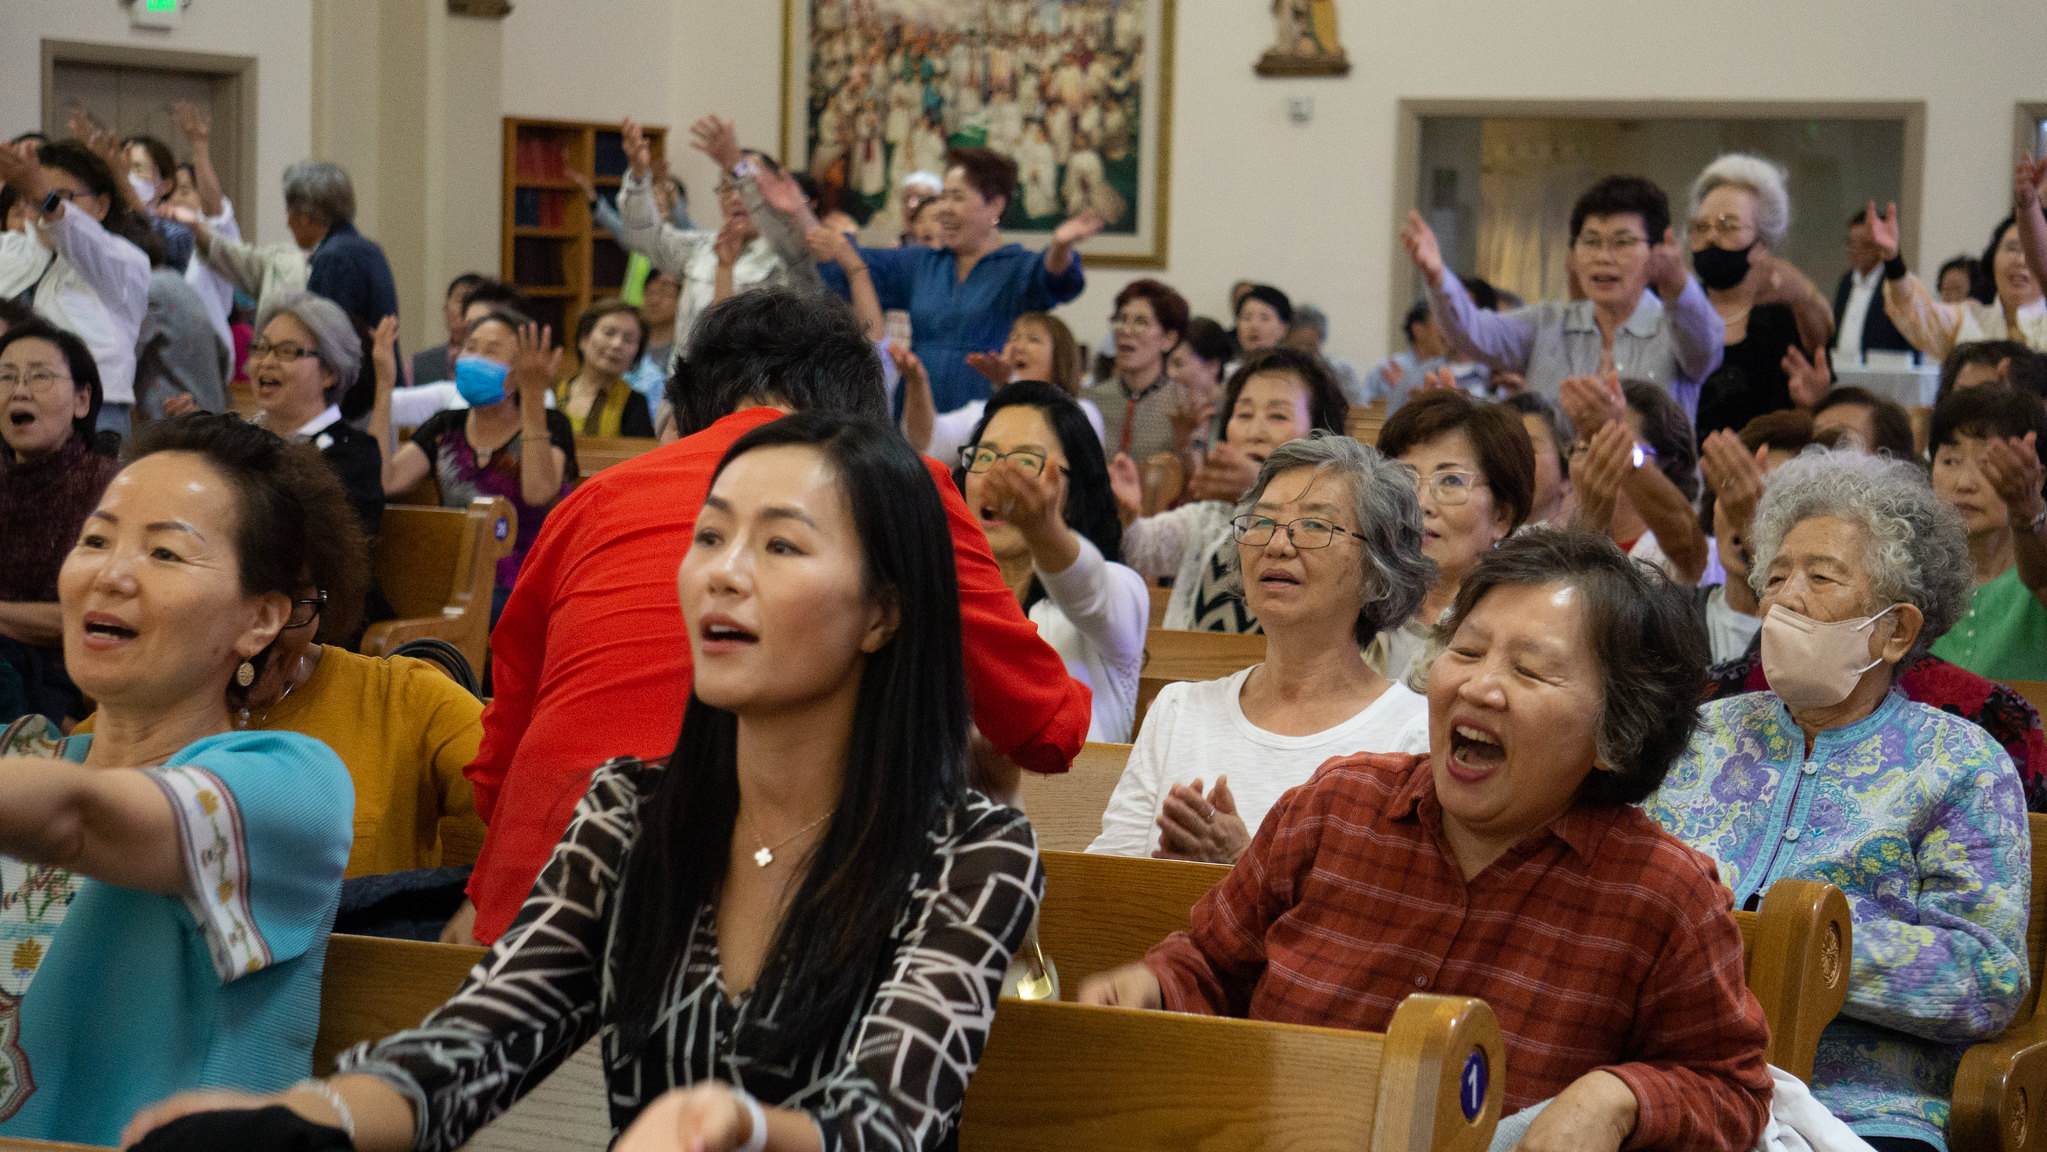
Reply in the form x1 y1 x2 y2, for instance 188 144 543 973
1938 338 2047 403
452 287 1092 946
281 159 398 416
1833 206 1915 360
411 272 487 387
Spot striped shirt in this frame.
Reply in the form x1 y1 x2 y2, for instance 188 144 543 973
1145 752 1771 1152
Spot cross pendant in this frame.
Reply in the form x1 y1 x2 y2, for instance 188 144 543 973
753 846 774 867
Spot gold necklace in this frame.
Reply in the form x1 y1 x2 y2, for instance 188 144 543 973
740 806 834 868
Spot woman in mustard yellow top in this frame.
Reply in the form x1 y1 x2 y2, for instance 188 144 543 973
551 298 655 438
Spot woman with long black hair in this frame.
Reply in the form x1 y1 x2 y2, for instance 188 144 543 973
123 413 1043 1152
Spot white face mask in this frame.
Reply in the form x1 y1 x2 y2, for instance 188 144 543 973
1759 603 1901 710
128 172 160 206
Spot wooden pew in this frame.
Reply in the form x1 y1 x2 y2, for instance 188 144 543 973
959 994 1503 1152
1139 451 1184 516
1035 850 1852 1083
575 434 659 476
1136 628 1267 733
1346 398 1389 447
1147 584 1170 630
313 934 485 1071
1950 812 2047 1151
1910 405 1932 458
1017 742 1135 852
360 496 516 678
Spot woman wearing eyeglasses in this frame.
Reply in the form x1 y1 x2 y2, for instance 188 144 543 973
956 381 1148 742
0 414 354 1145
1088 435 1434 863
242 293 387 535
1402 175 1725 423
1375 391 1536 685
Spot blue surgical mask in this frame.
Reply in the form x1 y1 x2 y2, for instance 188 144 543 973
454 354 510 406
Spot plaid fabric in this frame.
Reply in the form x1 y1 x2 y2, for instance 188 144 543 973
1146 752 1771 1152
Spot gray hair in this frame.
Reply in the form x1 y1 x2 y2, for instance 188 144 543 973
1225 432 1437 643
255 292 362 403
1292 303 1330 341
1689 153 1791 249
281 160 356 225
1748 448 1972 666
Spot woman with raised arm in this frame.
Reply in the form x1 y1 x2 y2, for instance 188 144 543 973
0 414 353 1146
1872 195 2047 358
123 414 1041 1152
819 147 1103 413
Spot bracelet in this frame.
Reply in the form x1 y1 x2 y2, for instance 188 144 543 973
733 1088 768 1152
1882 253 1907 281
845 263 870 276
290 1079 355 1139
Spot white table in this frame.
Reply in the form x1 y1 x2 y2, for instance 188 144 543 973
1834 353 1942 409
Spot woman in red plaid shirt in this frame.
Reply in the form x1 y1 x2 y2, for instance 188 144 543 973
1082 530 1772 1152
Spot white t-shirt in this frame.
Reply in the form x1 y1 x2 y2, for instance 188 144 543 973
1029 535 1150 743
1087 667 1430 857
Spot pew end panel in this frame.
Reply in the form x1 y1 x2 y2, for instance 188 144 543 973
313 934 487 1072
958 995 1500 1152
1948 812 2047 1151
360 497 516 677
1731 878 1851 1082
1015 743 1133 853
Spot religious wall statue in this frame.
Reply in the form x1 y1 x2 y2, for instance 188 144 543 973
1256 0 1350 75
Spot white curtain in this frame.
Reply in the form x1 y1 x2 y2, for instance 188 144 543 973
1476 120 1598 304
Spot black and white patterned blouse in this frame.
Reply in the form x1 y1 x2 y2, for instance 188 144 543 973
339 757 1041 1152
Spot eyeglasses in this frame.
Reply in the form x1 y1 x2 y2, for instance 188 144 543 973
959 446 1053 475
1572 232 1646 256
247 341 320 364
0 368 72 396
1395 464 1486 506
284 592 326 630
1231 514 1368 550
1687 214 1752 244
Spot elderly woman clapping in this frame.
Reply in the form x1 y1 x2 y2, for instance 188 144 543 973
0 414 353 1146
1088 434 1435 862
1083 531 1772 1152
1648 449 2030 1152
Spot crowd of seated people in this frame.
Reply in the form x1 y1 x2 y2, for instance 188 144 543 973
5 96 2047 1152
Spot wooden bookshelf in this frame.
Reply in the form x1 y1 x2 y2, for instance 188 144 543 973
500 117 666 339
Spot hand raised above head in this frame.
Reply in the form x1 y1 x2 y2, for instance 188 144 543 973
1782 345 1832 409
1866 201 1901 262
688 115 743 172
1052 206 1106 247
621 117 654 180
1401 210 1444 285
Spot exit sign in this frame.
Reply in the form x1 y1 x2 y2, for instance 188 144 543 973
131 0 182 29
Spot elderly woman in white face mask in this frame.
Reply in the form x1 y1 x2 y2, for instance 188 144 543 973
1648 449 2030 1152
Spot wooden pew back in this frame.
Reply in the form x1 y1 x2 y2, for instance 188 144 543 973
1016 742 1132 853
313 934 485 1072
1135 628 1266 733
1346 398 1389 448
959 994 1503 1152
359 496 516 676
1949 812 2047 1151
1035 851 1851 1082
575 434 659 477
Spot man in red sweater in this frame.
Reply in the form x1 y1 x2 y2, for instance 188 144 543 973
452 288 1092 944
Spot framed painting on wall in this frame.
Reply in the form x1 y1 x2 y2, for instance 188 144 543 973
782 0 1175 268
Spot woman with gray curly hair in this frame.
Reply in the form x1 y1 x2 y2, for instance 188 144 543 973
1649 448 2030 1152
244 290 385 534
1087 433 1436 862
1687 153 1836 439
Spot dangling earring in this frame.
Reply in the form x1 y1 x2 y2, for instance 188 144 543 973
236 659 256 688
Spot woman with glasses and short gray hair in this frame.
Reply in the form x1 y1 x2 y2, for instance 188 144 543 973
242 291 385 535
1088 433 1435 862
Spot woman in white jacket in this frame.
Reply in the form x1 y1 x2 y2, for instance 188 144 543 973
0 140 153 437
958 380 1149 742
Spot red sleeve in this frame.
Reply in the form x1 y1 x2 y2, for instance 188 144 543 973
926 455 1090 775
464 488 581 822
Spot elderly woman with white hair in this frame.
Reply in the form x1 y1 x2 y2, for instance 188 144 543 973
1688 153 1837 439
246 291 386 534
1088 434 1434 862
1648 449 2030 1152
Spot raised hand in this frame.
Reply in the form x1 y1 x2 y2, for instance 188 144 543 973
804 221 856 265
171 99 211 148
621 117 654 180
1866 201 1900 261
1419 365 1461 392
1188 440 1261 502
1401 210 1445 286
1982 432 2046 524
1372 357 1406 389
1571 421 1631 535
564 167 595 201
1051 205 1106 248
888 342 929 392
713 216 748 266
1167 379 1218 453
0 141 46 200
2019 155 2047 212
510 322 562 396
1699 429 1768 541
966 350 1013 387
371 315 401 393
753 163 814 222
1782 345 1832 409
980 456 1066 541
161 392 200 417
1107 451 1143 522
688 115 744 171
1645 226 1690 298
1559 370 1625 438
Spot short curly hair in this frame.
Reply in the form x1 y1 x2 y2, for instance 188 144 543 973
127 415 369 708
1747 448 1972 667
1438 528 1708 807
1224 432 1437 644
1688 153 1792 249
